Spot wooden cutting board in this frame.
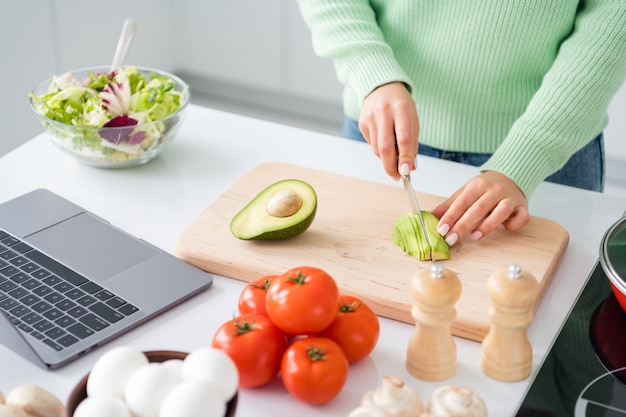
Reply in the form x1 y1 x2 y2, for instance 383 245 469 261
176 163 569 342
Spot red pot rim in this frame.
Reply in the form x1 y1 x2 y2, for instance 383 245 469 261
600 217 626 297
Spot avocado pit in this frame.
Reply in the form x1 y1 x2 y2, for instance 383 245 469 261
266 188 302 217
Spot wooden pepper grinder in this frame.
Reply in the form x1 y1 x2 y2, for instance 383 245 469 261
406 263 461 381
481 263 539 382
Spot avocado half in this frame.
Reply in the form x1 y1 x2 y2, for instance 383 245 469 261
392 211 450 261
230 179 317 240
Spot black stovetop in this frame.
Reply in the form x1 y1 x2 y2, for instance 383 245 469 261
515 261 626 417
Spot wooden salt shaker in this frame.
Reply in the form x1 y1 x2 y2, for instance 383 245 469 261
481 263 539 382
406 263 461 381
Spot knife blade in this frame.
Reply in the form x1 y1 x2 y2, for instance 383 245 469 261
401 166 435 262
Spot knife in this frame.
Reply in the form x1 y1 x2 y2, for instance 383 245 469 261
400 163 435 262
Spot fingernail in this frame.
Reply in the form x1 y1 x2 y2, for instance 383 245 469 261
471 231 483 241
445 232 458 246
498 224 506 230
399 163 410 176
437 223 450 236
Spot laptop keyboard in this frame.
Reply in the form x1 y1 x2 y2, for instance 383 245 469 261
0 229 139 352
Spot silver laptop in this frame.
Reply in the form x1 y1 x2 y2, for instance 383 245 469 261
0 189 212 369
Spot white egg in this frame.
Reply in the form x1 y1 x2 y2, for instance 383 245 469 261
160 358 184 381
180 348 238 401
125 363 179 417
86 346 149 398
73 396 132 417
159 380 225 417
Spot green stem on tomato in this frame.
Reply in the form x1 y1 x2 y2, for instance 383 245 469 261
338 300 361 313
231 317 259 336
288 271 308 286
307 346 327 361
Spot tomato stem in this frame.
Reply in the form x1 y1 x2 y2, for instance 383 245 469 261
288 271 308 286
338 300 361 313
307 346 327 361
251 278 270 292
231 317 259 336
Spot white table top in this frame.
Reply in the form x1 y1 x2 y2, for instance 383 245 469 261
1 104 625 416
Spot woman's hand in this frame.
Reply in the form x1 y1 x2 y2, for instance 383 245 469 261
431 171 530 245
359 82 419 179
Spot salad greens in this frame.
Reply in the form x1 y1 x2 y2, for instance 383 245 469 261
30 66 188 162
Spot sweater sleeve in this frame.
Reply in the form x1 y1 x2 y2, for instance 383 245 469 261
481 0 626 197
296 0 412 105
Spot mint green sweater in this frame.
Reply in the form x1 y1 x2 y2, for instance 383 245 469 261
297 0 626 197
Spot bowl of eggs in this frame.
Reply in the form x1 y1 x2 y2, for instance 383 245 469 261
66 347 238 417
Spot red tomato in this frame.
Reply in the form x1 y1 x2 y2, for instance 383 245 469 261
281 337 349 405
315 294 380 363
237 275 276 316
266 266 339 335
211 314 288 388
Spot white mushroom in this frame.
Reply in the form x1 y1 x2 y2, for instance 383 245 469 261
5 385 65 417
348 404 392 417
266 188 302 217
0 404 33 417
0 392 27 417
350 375 423 417
426 385 487 417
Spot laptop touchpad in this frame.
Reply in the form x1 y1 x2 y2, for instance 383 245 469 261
26 213 158 282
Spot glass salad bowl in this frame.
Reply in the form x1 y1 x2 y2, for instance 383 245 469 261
29 66 190 169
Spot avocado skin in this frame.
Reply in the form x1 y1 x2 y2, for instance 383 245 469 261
230 179 317 240
392 211 450 261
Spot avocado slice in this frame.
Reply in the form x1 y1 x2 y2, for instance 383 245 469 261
230 179 317 240
392 211 450 261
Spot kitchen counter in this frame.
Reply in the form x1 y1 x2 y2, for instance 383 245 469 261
1 104 625 416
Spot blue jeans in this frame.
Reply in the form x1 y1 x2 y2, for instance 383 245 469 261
342 117 605 192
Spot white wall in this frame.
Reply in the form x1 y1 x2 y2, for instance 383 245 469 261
52 1 175 72
172 1 283 92
1 1 56 156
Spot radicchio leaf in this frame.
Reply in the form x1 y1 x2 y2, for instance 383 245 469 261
127 130 146 145
100 70 131 116
100 115 138 144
